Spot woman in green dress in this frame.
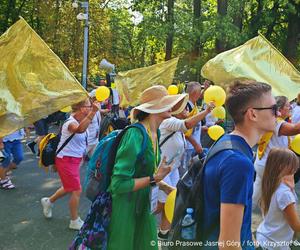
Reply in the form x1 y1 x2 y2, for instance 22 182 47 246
108 85 188 250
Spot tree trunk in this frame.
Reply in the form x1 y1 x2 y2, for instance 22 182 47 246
165 0 175 61
249 0 263 37
216 0 228 53
191 0 201 59
233 0 245 32
284 2 300 65
265 1 279 40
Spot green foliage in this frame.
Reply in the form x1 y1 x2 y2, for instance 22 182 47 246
0 0 299 84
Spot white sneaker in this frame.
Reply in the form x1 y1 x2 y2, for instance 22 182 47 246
41 197 53 218
69 217 84 230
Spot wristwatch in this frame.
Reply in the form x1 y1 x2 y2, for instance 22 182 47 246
149 175 156 187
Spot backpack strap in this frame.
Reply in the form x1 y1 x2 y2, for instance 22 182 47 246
56 133 75 155
159 132 176 148
128 123 148 163
203 136 252 166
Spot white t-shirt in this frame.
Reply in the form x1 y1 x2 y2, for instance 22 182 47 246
87 111 101 146
56 116 88 158
186 101 202 150
292 105 300 124
159 117 187 169
256 183 297 250
255 121 288 169
158 117 187 202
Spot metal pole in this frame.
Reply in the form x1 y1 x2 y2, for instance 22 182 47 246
81 2 89 89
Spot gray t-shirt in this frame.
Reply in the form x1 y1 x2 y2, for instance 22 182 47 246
256 183 297 250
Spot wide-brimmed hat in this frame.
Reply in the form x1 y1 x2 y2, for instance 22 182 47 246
131 85 189 119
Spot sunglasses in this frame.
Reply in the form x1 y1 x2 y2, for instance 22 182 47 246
252 104 278 117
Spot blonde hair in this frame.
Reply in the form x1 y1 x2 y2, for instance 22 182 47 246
260 148 299 215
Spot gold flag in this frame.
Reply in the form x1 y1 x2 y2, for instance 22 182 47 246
115 57 179 107
0 17 88 137
201 33 300 100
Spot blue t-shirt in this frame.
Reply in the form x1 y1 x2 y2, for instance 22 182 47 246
202 134 255 250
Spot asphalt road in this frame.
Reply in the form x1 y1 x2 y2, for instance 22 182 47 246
0 138 91 250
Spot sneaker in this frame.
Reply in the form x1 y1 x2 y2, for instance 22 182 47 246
26 141 36 155
0 178 15 190
41 197 53 218
69 217 84 230
157 230 169 240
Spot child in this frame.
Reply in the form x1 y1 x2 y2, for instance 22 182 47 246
256 148 300 249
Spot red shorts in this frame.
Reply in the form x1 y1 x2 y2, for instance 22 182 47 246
55 156 82 192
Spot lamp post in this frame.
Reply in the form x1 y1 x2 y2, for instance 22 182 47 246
72 1 89 89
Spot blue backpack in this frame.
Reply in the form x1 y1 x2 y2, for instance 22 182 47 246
70 123 148 250
85 123 148 202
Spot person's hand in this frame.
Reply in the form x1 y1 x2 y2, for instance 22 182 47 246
157 181 175 195
154 156 173 183
205 101 215 112
194 144 203 154
92 101 101 112
282 175 295 190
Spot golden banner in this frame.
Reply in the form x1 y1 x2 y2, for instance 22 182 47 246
201 33 300 100
115 57 179 107
0 17 88 137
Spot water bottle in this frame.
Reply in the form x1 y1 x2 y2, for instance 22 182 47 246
181 208 196 240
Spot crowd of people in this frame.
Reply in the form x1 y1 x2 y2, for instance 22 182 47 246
1 79 300 250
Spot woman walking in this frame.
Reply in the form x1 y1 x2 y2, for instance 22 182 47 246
41 98 100 230
107 85 188 250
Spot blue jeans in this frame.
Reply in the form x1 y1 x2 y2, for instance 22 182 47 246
2 140 24 168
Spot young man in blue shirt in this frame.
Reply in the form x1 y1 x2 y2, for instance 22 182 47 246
202 81 277 249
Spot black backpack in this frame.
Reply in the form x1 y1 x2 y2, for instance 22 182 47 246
168 137 251 247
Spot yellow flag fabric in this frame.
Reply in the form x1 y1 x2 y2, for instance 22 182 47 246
201 33 300 101
0 18 88 137
115 57 179 107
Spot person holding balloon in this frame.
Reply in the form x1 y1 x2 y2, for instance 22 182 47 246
184 82 208 168
253 95 300 210
41 97 101 230
156 96 215 240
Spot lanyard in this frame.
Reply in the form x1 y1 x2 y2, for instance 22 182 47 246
145 122 159 173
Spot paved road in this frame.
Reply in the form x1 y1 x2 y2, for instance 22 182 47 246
1 135 300 250
0 138 90 250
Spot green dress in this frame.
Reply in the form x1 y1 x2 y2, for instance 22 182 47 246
107 127 160 250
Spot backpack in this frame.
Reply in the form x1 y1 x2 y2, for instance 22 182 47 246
85 123 148 202
168 137 251 247
39 132 75 169
70 123 148 250
98 113 130 140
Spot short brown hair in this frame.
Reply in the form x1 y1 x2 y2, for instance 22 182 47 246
225 80 272 124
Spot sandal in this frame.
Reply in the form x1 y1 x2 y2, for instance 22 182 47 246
0 179 15 189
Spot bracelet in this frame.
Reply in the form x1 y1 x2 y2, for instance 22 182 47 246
149 175 156 186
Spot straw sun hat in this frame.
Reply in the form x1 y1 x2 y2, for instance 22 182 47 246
132 85 189 119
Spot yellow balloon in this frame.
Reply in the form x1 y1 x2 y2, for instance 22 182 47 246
212 106 226 119
95 86 110 102
168 85 179 95
60 106 72 113
165 189 177 223
204 86 226 107
291 134 300 155
208 125 225 141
